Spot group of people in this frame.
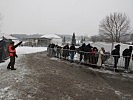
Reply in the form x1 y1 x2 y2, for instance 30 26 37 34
48 43 133 73
47 43 76 62
47 43 110 65
78 43 111 67
111 44 133 72
77 43 106 66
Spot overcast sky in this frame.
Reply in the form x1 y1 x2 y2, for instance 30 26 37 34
0 0 133 36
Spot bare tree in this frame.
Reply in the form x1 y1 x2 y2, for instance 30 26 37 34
99 12 132 50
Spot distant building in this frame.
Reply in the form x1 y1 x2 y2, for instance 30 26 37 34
40 34 62 46
0 33 19 42
37 37 51 47
22 34 62 46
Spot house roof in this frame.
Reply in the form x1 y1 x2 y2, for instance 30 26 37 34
41 34 61 39
0 33 18 40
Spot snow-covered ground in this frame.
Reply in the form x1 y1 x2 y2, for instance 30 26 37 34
16 46 47 55
0 46 47 99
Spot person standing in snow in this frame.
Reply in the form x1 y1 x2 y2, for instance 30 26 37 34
47 44 51 56
91 47 98 64
122 46 132 72
62 44 69 60
7 41 22 70
69 44 76 63
111 44 120 72
84 43 92 64
56 45 62 59
50 43 55 57
97 47 105 67
90 47 95 64
78 43 86 62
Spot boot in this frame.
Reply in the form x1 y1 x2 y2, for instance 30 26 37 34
11 65 16 70
11 68 16 70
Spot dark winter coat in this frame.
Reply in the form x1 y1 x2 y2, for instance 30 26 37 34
62 45 69 57
111 44 120 58
50 43 55 48
122 46 132 58
78 43 86 55
84 44 92 53
70 45 76 53
84 44 93 61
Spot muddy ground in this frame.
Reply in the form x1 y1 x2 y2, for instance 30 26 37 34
1 51 133 100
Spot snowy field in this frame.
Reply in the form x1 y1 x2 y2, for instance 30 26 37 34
0 46 47 99
16 46 47 55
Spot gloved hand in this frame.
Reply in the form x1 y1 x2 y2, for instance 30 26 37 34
15 54 18 58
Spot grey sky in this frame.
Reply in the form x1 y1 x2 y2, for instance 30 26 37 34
0 0 133 36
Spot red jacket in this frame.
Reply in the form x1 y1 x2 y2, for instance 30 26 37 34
8 45 16 57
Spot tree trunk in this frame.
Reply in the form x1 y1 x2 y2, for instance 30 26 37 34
111 42 114 53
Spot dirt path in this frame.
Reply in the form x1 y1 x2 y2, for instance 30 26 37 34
1 51 133 100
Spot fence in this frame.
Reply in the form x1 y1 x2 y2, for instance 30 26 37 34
0 38 10 63
47 47 133 71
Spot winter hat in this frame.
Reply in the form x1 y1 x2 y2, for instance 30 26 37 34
115 44 120 48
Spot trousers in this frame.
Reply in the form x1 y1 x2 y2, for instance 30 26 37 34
7 56 15 69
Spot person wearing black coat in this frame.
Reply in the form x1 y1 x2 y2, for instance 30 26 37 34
56 45 62 59
78 43 86 62
84 44 92 64
122 46 132 72
69 44 76 63
111 44 120 72
62 44 69 60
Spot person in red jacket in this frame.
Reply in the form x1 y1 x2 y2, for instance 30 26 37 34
7 41 22 70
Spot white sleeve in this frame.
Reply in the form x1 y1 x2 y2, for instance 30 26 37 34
100 50 104 55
